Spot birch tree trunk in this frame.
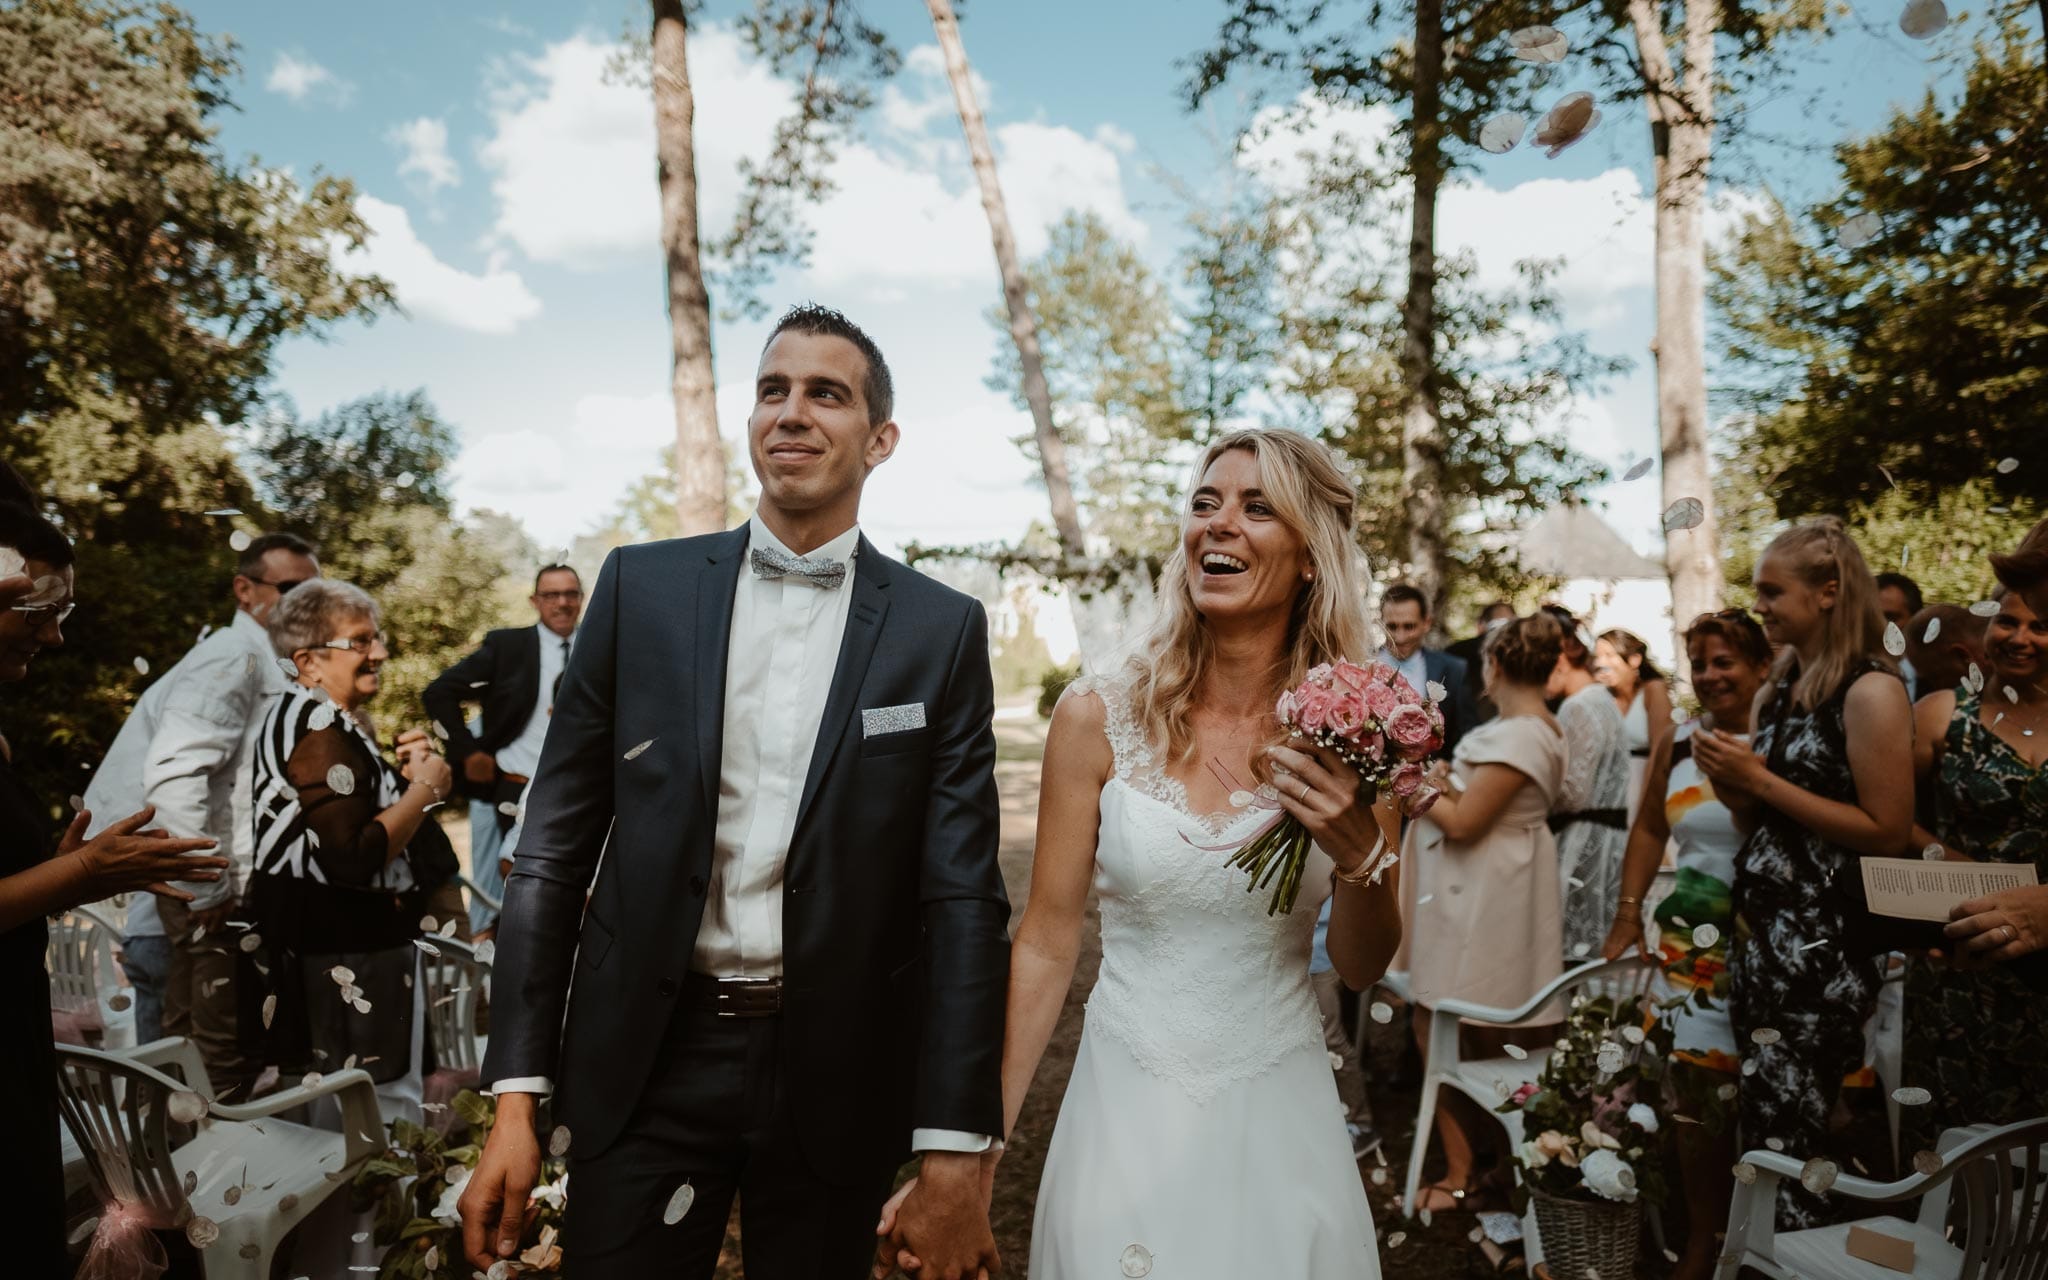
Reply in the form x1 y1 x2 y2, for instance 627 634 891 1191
653 0 727 535
1400 0 1450 623
1627 0 1724 647
924 0 1088 559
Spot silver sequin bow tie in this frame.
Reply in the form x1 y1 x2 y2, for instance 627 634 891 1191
750 545 848 589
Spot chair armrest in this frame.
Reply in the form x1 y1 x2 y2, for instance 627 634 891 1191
1375 970 1412 1003
1733 1147 1934 1204
461 875 501 914
210 1068 384 1165
120 1037 214 1098
1431 958 1649 1025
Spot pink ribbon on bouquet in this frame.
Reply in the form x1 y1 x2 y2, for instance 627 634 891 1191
75 1202 170 1280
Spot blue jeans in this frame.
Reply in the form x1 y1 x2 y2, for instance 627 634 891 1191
121 933 172 1046
466 799 506 933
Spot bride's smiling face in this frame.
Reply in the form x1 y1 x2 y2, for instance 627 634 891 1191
1183 448 1311 626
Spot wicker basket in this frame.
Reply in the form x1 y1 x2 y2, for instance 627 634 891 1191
1531 1189 1641 1279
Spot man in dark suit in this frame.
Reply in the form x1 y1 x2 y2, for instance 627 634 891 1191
422 564 585 834
460 305 1009 1279
1381 583 1479 753
1444 599 1516 729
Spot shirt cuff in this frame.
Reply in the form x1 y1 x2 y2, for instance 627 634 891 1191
489 1077 553 1098
911 1128 1000 1154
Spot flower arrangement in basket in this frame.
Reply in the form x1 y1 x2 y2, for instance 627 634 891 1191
352 1090 568 1277
1496 986 1682 1211
1224 659 1447 915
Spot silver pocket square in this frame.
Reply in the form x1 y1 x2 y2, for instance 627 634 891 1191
862 703 927 737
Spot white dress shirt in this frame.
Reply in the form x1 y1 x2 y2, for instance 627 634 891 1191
493 516 991 1154
1389 645 1430 700
84 608 291 926
493 625 574 778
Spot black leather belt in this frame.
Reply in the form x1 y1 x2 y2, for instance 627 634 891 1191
1548 808 1629 834
683 972 783 1018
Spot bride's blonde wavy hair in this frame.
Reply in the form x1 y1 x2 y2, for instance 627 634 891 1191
1125 429 1375 776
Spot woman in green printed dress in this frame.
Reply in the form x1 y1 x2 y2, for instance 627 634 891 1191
1905 585 2048 1149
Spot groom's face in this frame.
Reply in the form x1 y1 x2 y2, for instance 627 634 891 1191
750 331 899 527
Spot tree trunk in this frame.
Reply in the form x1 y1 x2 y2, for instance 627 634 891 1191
924 0 1088 560
653 0 727 536
1401 0 1449 624
1627 0 1724 650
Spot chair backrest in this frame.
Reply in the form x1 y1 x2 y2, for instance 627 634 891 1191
421 936 490 1072
54 1045 192 1226
48 907 120 1013
1951 1117 2048 1280
460 874 501 915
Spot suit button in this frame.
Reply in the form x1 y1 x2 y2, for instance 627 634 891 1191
657 978 677 998
689 876 706 897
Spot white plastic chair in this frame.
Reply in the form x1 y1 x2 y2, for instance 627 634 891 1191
459 873 501 917
48 906 135 1049
1718 1116 2048 1279
421 935 491 1074
56 1041 383 1279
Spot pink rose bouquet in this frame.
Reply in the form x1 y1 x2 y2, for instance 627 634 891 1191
1226 658 1447 915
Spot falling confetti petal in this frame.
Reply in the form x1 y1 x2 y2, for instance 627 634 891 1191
1923 844 1945 861
2007 685 2022 704
1534 91 1601 157
1620 1024 1645 1045
662 1182 696 1225
1800 1157 1839 1194
415 939 441 957
1971 600 2001 617
262 994 276 1029
488 1264 514 1280
187 1217 220 1248
1478 112 1528 153
1891 1086 1932 1106
1717 1083 1739 1101
1388 1232 1408 1248
133 656 150 675
277 658 301 679
1741 1058 1759 1077
238 933 263 953
550 1125 573 1157
308 703 336 732
1838 212 1883 250
395 471 416 488
1883 622 1906 657
1623 458 1654 482
329 965 356 985
352 997 372 1014
1120 1244 1155 1277
204 508 243 517
1996 456 2020 475
497 801 521 817
168 1091 208 1124
1691 922 1721 950
239 1243 260 1261
1370 1166 1389 1185
1923 617 1941 643
1662 497 1706 533
1370 1001 1394 1024
224 1185 242 1206
1899 0 1949 37
1420 1208 1434 1228
1508 24 1570 61
624 739 656 761
474 939 496 965
228 530 253 553
1765 1137 1786 1151
108 992 131 1013
1471 1228 1487 1244
1913 1149 1945 1175
1596 1043 1626 1074
69 794 84 812
440 917 458 937
1504 1043 1529 1060
326 764 356 796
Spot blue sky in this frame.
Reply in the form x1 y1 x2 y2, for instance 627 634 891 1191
180 0 1984 556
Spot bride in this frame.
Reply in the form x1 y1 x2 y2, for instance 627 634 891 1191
882 428 1402 1278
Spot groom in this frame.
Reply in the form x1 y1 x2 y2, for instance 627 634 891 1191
461 305 1010 1278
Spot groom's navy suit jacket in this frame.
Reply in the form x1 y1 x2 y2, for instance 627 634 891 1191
483 527 1011 1184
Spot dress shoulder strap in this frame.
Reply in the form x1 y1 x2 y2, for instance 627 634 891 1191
1068 668 1153 782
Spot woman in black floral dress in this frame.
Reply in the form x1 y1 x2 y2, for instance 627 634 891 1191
1905 586 2048 1150
1691 518 1915 1230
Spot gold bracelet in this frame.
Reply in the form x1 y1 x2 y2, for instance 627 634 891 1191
1333 835 1388 885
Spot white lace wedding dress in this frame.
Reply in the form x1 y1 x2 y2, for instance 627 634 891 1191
1029 674 1382 1278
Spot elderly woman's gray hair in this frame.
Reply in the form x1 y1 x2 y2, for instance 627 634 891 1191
267 579 380 658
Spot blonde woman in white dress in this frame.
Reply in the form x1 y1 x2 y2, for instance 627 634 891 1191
878 429 1403 1279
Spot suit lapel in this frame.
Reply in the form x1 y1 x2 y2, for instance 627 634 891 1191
794 537 891 833
692 528 749 818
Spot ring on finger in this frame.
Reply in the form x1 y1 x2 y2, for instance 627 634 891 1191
2004 925 2018 943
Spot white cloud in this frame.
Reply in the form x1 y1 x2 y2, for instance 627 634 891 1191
390 117 460 193
266 52 350 105
479 29 1143 287
339 196 541 334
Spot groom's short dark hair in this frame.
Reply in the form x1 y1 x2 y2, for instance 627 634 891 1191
764 303 894 426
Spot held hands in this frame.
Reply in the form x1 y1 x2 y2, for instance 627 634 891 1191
1265 742 1390 879
459 1093 542 1269
873 1150 1000 1279
64 806 227 901
397 732 455 802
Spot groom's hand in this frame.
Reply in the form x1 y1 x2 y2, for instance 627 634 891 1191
883 1151 999 1279
460 1092 541 1269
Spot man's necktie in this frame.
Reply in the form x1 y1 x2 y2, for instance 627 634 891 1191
551 637 569 707
750 545 848 589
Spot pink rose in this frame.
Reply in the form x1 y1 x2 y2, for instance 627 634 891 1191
1510 1082 1541 1107
1306 662 1334 686
1386 703 1435 750
1370 660 1398 683
1332 660 1372 692
1390 672 1425 705
1352 730 1384 764
1389 762 1426 797
1294 685 1332 732
1276 689 1298 724
1363 681 1400 720
1327 693 1367 738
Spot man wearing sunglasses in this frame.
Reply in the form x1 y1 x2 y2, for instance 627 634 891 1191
81 532 320 1094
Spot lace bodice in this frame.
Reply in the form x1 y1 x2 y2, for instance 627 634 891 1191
1071 673 1329 1103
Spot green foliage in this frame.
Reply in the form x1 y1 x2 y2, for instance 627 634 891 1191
988 589 1056 697
0 0 389 809
1038 661 1082 720
1712 17 2048 522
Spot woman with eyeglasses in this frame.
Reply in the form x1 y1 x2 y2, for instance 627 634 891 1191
1602 609 1772 1280
248 579 454 1123
1689 518 1914 1231
0 478 229 1276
